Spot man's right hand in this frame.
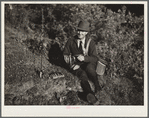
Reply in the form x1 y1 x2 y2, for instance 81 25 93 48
77 55 85 62
64 55 76 68
64 55 69 64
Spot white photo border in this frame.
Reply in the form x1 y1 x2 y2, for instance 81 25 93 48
1 1 148 117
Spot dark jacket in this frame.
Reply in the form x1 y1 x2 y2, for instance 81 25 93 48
63 35 98 63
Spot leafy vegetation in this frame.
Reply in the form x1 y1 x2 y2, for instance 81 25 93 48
5 4 144 105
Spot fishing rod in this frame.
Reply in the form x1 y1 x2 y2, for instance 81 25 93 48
40 8 44 78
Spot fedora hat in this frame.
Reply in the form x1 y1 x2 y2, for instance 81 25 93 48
77 20 90 32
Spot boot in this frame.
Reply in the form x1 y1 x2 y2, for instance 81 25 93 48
86 93 98 104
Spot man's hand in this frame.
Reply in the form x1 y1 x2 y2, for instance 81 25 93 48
64 55 69 64
73 65 80 70
77 55 85 62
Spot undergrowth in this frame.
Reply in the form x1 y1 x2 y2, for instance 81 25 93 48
5 4 144 105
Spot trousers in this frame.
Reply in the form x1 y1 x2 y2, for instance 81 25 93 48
72 62 101 95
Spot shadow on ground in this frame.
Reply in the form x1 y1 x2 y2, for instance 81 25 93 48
48 42 68 70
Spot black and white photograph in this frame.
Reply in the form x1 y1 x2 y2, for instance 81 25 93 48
2 1 148 117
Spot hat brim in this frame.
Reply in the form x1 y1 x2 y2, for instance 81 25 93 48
76 27 89 32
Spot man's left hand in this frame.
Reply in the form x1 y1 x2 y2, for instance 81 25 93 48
77 55 85 62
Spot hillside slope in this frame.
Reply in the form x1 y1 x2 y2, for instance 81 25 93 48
5 26 83 105
5 26 143 105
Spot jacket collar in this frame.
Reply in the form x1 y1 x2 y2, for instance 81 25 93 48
73 35 89 48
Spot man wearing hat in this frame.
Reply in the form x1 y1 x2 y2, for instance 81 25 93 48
63 20 101 104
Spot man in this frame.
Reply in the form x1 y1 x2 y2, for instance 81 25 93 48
63 20 101 104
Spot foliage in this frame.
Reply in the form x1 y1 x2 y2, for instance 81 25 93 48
97 8 144 92
5 4 144 105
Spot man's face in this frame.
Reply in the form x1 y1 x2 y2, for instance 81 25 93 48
77 30 88 40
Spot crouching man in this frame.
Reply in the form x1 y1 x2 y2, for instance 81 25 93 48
63 20 102 104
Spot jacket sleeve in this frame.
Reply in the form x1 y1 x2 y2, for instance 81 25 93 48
84 39 98 63
63 40 74 68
